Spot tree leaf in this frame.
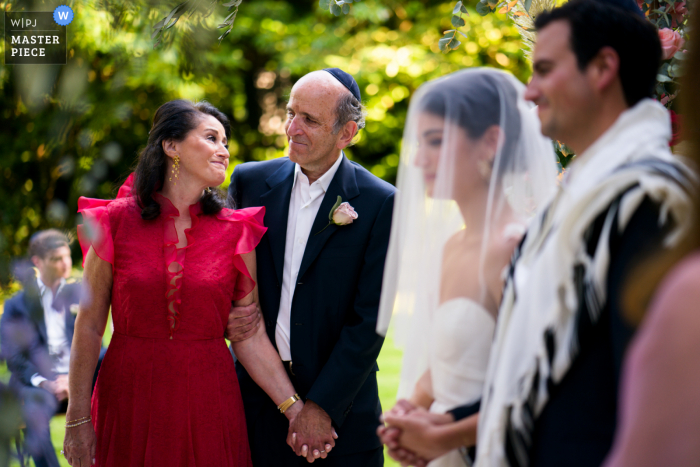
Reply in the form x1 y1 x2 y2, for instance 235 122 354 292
656 73 673 83
476 3 491 15
523 0 532 12
443 30 456 39
457 30 467 38
460 2 469 14
319 0 330 8
342 3 349 14
451 15 465 27
218 27 232 42
330 2 341 15
438 37 452 52
674 51 687 60
453 1 463 15
449 39 461 49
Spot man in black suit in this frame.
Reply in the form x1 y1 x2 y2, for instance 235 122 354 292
227 68 395 466
1 230 79 467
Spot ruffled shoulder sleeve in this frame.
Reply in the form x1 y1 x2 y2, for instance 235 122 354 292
76 173 135 268
215 206 267 300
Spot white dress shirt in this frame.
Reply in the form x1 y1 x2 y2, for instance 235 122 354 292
275 153 344 361
30 277 72 387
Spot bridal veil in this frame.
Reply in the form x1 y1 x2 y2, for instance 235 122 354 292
376 68 558 398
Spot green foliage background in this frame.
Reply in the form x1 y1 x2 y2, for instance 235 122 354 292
0 0 531 287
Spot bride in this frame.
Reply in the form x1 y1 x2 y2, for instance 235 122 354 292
377 68 557 466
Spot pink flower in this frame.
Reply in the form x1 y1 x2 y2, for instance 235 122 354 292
332 202 358 225
659 28 685 60
669 1 688 28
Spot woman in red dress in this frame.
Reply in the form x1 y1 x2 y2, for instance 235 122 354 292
62 100 307 466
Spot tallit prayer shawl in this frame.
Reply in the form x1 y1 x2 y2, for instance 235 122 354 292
476 99 695 467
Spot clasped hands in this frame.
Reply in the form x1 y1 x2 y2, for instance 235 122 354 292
378 399 456 467
226 303 338 463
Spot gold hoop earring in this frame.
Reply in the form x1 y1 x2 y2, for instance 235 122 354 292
170 155 180 185
477 159 492 181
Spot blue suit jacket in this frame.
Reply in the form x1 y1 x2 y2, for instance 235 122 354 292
229 155 395 456
0 279 79 390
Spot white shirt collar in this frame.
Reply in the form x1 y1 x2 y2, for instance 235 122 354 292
293 152 344 192
37 276 65 298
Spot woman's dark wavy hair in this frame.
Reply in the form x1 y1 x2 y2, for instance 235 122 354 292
134 100 231 220
420 71 521 179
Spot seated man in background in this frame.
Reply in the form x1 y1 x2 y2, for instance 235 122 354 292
0 229 102 467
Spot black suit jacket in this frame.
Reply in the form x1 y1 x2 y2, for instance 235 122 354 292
229 155 395 456
0 279 79 390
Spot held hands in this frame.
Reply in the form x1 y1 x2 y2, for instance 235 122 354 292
40 374 70 402
287 400 338 463
225 302 262 342
378 399 456 466
63 418 96 466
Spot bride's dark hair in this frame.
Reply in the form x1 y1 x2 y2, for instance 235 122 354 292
133 99 230 220
420 72 522 179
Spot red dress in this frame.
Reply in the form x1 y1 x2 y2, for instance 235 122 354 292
77 176 264 467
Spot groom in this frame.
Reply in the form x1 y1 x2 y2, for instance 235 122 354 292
227 68 395 466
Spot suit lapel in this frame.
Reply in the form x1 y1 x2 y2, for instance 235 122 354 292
23 284 48 343
297 156 359 281
259 159 296 287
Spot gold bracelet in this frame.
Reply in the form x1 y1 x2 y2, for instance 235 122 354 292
65 417 92 428
66 415 90 425
277 394 300 414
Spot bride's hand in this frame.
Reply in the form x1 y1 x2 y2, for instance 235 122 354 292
63 421 96 466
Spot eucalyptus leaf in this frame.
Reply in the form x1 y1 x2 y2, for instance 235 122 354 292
461 3 469 13
487 0 498 7
451 15 465 27
453 1 463 15
656 73 673 83
449 39 461 49
476 3 491 15
438 37 452 52
342 3 349 13
443 30 456 39
669 63 682 77
674 51 687 60
319 0 330 8
457 30 467 38
524 0 532 12
330 2 341 15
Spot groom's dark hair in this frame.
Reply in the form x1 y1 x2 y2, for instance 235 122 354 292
535 0 661 107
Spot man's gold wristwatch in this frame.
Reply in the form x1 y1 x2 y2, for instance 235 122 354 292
278 394 301 414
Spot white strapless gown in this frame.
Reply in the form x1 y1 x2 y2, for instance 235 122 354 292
427 298 496 467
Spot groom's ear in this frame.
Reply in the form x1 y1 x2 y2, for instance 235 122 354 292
336 120 358 150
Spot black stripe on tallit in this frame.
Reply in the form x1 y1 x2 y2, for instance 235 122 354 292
500 158 693 467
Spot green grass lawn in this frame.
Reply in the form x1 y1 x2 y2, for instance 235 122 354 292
2 318 404 467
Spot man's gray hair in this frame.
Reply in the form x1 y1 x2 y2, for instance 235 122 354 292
332 92 366 142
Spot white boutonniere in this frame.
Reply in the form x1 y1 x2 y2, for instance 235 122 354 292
316 196 358 235
69 304 80 315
